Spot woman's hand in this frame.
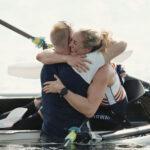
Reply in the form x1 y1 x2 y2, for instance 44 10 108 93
66 55 92 72
43 74 65 94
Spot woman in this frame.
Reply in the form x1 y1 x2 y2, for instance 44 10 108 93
41 28 129 132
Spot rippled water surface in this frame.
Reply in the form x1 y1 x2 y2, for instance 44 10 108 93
0 135 150 150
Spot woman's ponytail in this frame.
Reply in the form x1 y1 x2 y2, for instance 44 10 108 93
98 31 112 52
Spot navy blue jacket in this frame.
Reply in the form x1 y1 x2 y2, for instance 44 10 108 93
41 63 89 138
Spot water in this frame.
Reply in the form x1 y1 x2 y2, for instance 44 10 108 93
0 136 150 150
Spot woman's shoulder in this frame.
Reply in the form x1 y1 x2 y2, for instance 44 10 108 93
86 50 105 65
86 51 103 59
86 50 99 56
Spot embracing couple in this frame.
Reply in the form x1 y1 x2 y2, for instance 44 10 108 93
36 21 128 143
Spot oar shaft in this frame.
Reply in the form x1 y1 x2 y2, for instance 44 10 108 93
0 19 34 39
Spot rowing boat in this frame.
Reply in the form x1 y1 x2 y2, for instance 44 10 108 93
0 78 150 144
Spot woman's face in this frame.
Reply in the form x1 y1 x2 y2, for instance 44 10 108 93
69 32 88 56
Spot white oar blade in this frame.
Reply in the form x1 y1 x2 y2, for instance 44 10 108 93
112 50 133 63
0 107 27 128
8 62 43 79
7 50 133 79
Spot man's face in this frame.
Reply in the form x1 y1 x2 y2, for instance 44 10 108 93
69 32 89 55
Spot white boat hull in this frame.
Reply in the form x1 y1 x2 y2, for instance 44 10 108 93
0 130 40 141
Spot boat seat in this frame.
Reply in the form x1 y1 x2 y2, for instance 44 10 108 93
123 79 145 103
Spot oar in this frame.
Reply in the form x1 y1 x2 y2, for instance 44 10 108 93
63 127 80 147
7 50 134 79
8 62 42 79
63 119 89 147
0 107 27 128
0 19 52 50
63 124 150 145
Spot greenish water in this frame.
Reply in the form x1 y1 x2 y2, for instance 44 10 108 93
0 137 150 150
0 143 147 150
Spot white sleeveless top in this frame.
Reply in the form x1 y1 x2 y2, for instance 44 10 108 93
72 51 126 106
72 51 105 84
102 64 126 106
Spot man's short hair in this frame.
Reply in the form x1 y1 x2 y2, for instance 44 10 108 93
50 22 69 49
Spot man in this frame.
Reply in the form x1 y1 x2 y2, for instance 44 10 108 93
37 21 127 143
0 22 90 130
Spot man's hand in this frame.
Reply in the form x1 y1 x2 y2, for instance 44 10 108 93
43 75 65 94
66 55 92 72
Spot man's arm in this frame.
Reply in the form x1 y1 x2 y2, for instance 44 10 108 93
43 65 110 118
102 41 127 63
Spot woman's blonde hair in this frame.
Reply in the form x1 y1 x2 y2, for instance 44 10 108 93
79 29 112 52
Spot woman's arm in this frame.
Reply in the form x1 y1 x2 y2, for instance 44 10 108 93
36 49 68 64
102 41 127 63
43 66 110 118
36 49 92 72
